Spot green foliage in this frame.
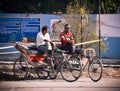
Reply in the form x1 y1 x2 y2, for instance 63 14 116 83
101 0 119 14
0 0 70 13
65 0 107 52
0 0 119 14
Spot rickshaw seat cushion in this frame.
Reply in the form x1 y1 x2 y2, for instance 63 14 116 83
29 50 38 54
28 44 37 50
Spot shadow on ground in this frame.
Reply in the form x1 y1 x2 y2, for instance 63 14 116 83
0 71 40 81
0 67 120 81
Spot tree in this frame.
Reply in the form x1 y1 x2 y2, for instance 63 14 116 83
101 0 119 14
64 0 107 54
0 0 119 14
0 0 70 13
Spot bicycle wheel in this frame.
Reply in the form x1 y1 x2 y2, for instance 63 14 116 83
48 52 61 79
53 51 63 72
36 67 49 79
49 70 58 79
48 63 58 79
60 58 82 82
88 58 103 82
13 57 29 80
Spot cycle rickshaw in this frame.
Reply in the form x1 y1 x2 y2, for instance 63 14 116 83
13 42 63 80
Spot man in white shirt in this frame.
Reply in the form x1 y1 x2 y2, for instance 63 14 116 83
36 26 55 56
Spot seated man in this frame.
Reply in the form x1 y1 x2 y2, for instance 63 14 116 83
60 24 75 54
36 25 55 56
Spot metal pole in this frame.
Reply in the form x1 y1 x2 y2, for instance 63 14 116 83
81 15 83 49
99 0 101 58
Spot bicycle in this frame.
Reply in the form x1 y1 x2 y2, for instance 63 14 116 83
60 47 103 82
13 42 63 80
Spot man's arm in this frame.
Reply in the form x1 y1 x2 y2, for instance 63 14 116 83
44 33 56 47
69 34 75 44
60 32 74 44
44 39 56 48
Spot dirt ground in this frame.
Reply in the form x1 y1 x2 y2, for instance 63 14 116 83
102 67 120 78
0 64 120 81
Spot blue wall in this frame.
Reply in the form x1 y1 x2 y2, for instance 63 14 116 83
0 14 63 42
101 37 120 58
0 14 120 58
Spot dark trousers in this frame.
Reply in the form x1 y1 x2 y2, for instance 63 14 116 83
61 43 73 54
37 43 48 55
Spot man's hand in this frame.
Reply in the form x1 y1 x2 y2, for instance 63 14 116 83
44 39 48 42
44 39 56 48
51 42 56 48
68 40 74 44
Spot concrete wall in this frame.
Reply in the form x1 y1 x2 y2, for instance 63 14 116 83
0 13 120 58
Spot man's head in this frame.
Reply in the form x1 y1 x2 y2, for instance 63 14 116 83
42 26 48 35
64 24 70 33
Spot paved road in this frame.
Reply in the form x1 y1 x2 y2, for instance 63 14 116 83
0 76 120 91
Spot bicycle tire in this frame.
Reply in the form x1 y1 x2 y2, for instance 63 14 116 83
13 57 29 80
48 58 58 79
49 69 58 79
88 58 103 82
60 58 82 82
48 51 62 79
36 67 49 79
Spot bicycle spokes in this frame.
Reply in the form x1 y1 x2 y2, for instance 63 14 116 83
88 58 103 82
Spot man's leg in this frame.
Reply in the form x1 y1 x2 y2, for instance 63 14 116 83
37 43 48 56
62 43 73 53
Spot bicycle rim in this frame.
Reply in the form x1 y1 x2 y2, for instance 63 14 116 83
88 58 103 82
48 64 58 79
13 57 29 80
60 58 82 82
49 70 58 79
36 67 49 79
